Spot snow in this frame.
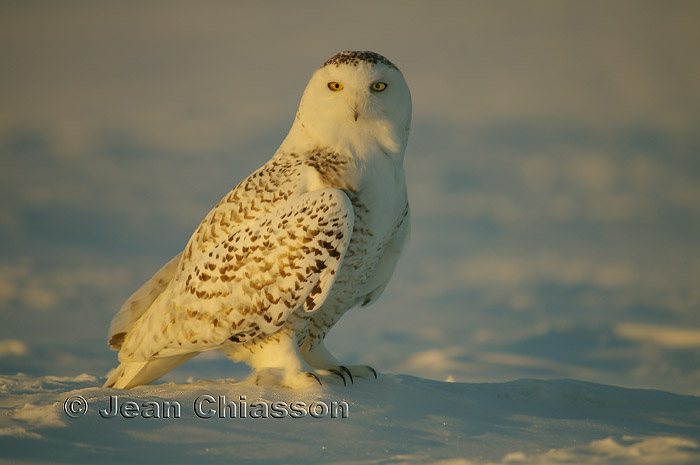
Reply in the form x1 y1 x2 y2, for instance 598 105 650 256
1 373 699 464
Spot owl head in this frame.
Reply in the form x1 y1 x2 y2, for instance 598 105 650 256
289 51 412 161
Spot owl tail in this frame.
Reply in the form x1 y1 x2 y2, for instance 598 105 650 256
103 354 197 389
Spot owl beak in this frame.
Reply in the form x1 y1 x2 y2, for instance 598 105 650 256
352 106 359 122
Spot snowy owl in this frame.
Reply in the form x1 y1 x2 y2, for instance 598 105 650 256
105 51 411 389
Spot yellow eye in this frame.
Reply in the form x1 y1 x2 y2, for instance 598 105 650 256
328 82 343 91
371 82 387 92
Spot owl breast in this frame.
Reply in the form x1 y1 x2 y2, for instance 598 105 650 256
288 148 408 346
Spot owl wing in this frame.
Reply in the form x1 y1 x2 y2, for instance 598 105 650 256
118 188 354 362
356 204 410 308
107 252 182 350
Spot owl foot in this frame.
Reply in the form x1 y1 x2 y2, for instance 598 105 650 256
305 372 323 386
340 365 377 379
318 365 378 385
252 368 323 389
339 366 353 384
251 365 376 388
312 368 350 386
328 368 348 386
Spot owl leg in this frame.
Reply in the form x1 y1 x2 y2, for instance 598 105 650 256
239 330 327 389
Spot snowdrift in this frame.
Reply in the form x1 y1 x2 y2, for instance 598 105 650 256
1 373 699 464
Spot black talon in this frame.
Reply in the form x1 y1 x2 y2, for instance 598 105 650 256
306 372 322 386
328 369 346 386
339 366 354 384
367 366 377 379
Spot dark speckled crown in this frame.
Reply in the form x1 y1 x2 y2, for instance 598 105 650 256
322 51 398 70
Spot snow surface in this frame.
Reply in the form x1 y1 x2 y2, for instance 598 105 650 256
1 373 699 464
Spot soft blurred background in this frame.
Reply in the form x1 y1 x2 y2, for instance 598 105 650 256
1 1 699 395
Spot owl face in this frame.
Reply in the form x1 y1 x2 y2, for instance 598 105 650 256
293 51 412 158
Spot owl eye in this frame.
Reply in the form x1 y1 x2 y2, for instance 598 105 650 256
328 82 344 91
370 82 387 92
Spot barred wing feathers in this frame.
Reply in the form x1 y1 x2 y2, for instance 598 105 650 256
107 253 182 350
117 188 354 362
